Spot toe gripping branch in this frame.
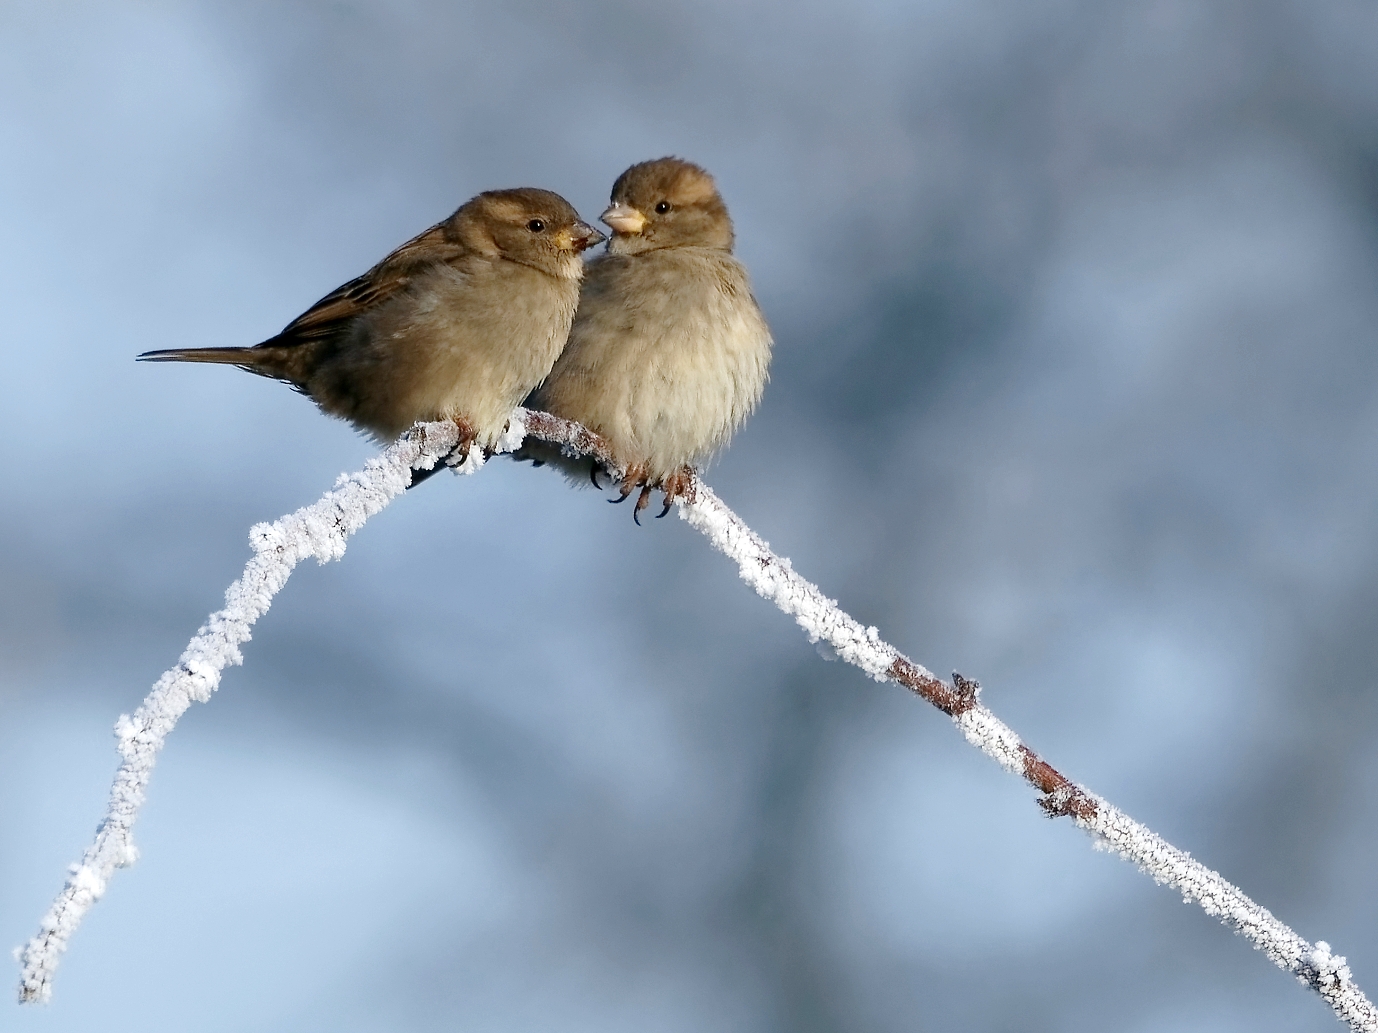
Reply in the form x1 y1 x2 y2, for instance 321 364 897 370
407 417 479 489
609 464 698 525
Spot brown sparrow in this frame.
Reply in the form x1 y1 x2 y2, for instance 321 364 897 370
140 188 604 461
527 158 772 520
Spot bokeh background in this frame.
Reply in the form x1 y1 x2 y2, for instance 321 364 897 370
4 1 1378 1030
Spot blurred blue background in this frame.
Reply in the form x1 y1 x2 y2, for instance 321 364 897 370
4 1 1378 1029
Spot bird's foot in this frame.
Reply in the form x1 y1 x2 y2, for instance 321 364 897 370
655 466 696 518
610 463 654 524
608 464 695 524
409 416 478 489
445 416 479 468
611 463 649 503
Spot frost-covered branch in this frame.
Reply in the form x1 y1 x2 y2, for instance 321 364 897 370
17 410 1377 1031
15 418 474 1004
677 483 1377 1032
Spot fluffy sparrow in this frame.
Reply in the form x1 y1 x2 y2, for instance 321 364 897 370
527 157 772 520
140 188 604 461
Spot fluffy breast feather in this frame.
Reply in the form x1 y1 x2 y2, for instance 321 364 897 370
534 247 772 478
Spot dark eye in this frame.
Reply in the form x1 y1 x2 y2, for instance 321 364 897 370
654 201 671 214
527 219 545 232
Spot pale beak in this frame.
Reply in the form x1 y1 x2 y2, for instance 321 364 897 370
601 202 647 235
568 221 607 252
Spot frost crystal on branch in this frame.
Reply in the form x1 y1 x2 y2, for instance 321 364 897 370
16 410 1378 1032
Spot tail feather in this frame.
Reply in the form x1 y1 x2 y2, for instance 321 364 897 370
137 343 307 388
137 347 256 365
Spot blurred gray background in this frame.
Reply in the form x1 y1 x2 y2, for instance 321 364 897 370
4 1 1378 1030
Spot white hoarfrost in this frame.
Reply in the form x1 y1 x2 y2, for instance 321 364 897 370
952 706 1028 776
1084 804 1377 1030
16 412 1377 1031
678 486 899 682
680 482 1377 1033
15 420 462 1004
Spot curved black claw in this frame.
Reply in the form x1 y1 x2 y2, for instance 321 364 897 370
633 487 655 526
656 496 673 519
590 465 603 490
632 485 653 525
609 493 628 504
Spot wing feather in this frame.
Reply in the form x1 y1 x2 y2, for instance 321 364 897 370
269 220 472 346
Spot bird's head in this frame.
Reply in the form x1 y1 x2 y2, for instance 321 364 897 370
602 157 734 256
458 188 605 278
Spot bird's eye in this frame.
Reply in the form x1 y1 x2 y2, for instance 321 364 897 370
654 201 671 214
527 219 545 232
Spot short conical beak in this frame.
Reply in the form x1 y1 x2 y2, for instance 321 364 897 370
601 202 647 235
571 221 607 252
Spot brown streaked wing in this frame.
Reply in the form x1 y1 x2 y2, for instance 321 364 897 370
272 221 470 345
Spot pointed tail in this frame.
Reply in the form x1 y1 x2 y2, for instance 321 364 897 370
137 346 258 365
136 344 310 390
